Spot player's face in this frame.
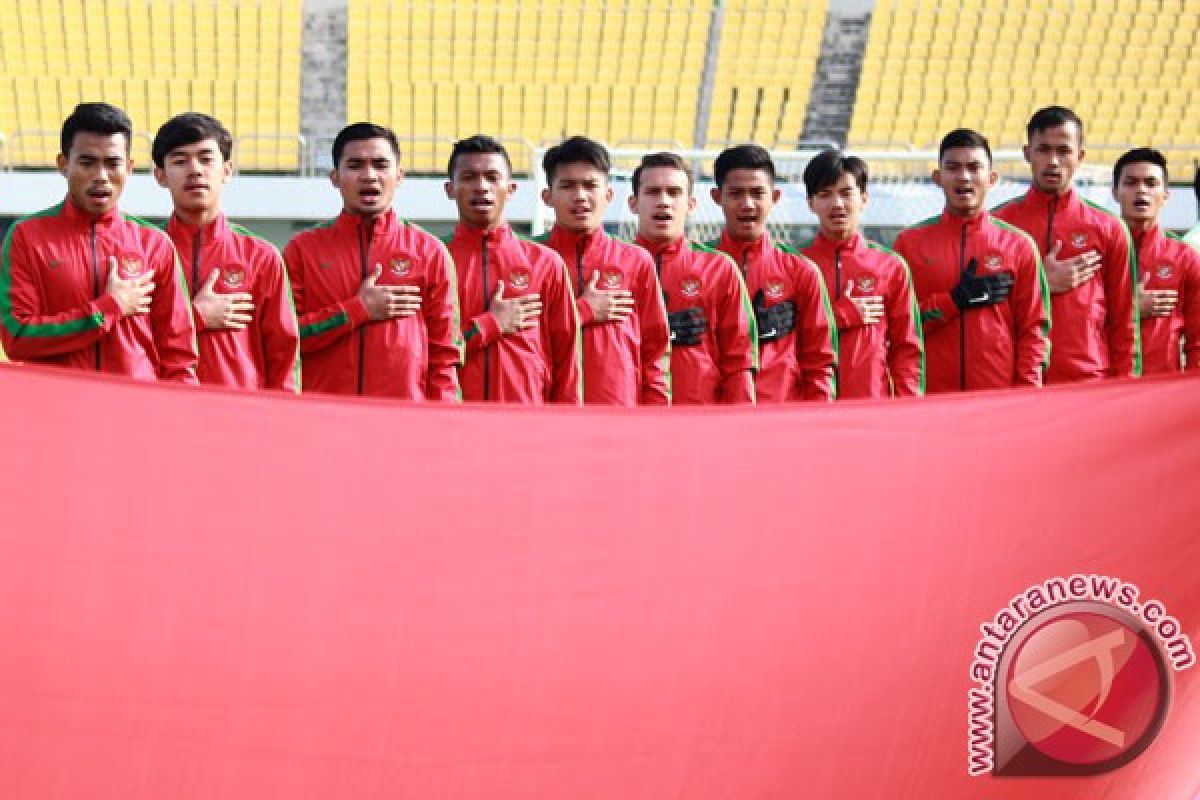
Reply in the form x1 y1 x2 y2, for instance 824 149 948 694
712 168 779 242
542 162 612 234
58 131 132 217
807 171 867 241
934 147 997 218
446 152 515 230
154 138 232 218
1025 123 1085 195
332 137 402 217
1114 161 1169 230
629 166 696 243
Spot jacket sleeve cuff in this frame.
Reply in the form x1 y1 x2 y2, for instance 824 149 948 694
341 296 370 328
95 294 122 331
833 296 861 329
471 312 502 345
576 296 596 326
924 292 960 324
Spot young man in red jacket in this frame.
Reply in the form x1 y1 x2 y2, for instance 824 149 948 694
993 106 1140 382
444 135 581 404
535 136 670 405
631 152 757 404
708 144 836 402
799 149 923 399
284 123 462 400
0 102 197 382
1112 148 1200 374
893 129 1050 394
153 113 300 392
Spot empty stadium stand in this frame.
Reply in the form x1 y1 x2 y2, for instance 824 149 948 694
345 0 713 173
704 0 826 151
0 0 303 171
847 0 1200 181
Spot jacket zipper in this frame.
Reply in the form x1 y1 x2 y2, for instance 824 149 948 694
959 223 967 391
91 222 101 371
482 234 491 401
191 226 203 298
575 239 586 296
1044 195 1057 252
833 247 842 387
357 222 369 395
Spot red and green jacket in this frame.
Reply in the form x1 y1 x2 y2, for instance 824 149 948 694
993 186 1140 382
283 209 462 401
1133 224 1200 374
0 198 197 382
893 209 1050 394
537 225 670 406
713 230 837 402
166 213 300 392
636 235 757 405
799 231 924 399
447 223 581 405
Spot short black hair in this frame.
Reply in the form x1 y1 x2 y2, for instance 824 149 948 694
631 152 694 195
61 102 133 156
1113 147 1169 186
1027 106 1085 144
939 128 993 165
803 148 869 196
448 135 513 179
543 136 611 185
713 144 776 188
332 122 400 168
151 112 233 168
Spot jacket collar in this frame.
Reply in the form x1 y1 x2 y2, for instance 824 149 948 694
547 225 607 261
1021 185 1081 214
634 234 686 260
940 208 990 233
166 212 232 251
806 230 866 260
716 230 774 266
61 196 121 230
1132 223 1164 252
453 221 515 248
333 208 400 238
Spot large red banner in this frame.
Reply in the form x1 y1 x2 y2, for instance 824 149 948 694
1 364 1197 798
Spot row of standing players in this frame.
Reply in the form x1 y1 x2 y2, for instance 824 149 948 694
2 103 1198 402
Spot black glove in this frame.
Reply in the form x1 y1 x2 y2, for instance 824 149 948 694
752 289 797 343
664 291 708 346
950 258 1014 310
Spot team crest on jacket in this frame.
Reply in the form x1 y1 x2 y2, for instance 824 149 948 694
222 266 247 288
602 268 623 289
1156 264 1173 280
985 254 1004 270
1071 232 1089 249
681 276 702 297
390 257 412 277
118 255 143 278
509 267 532 290
856 276 875 294
766 280 786 299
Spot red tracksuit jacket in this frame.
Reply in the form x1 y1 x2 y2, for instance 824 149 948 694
993 187 1140 381
712 231 836 402
283 210 462 400
166 213 300 392
1134 225 1200 374
537 225 670 405
0 199 197 382
447 223 581 404
893 210 1050 393
800 231 924 399
636 235 757 405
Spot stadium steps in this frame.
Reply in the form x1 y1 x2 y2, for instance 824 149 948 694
301 3 347 173
800 11 870 149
